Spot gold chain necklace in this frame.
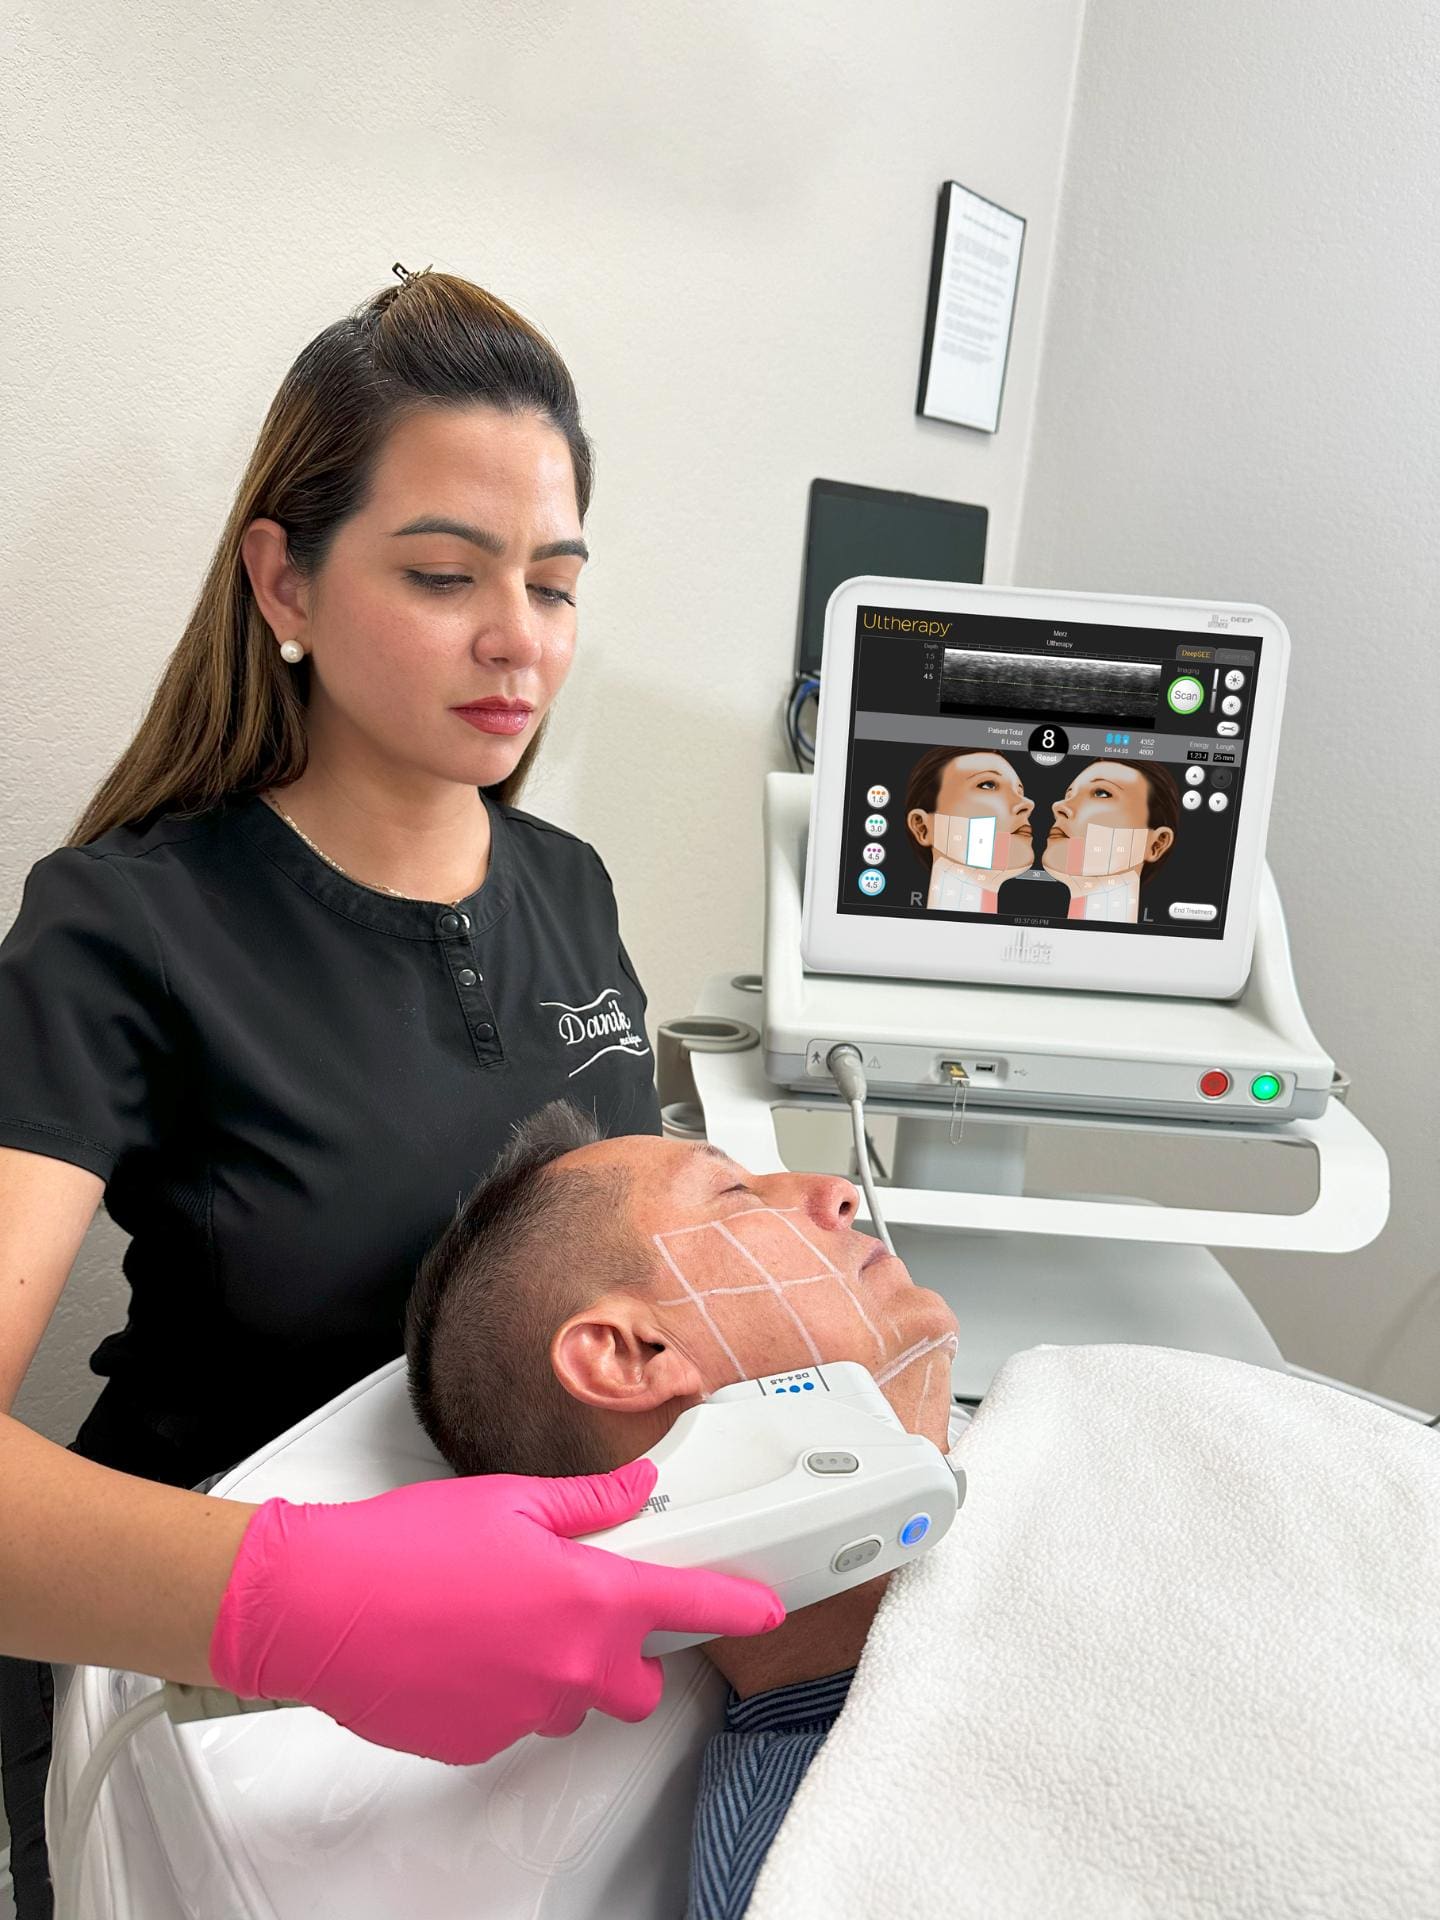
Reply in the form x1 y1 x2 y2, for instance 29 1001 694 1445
260 793 467 908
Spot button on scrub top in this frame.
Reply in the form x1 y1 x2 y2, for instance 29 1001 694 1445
0 790 660 1484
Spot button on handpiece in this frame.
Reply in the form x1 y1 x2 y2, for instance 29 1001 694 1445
831 1536 883 1574
804 1451 860 1475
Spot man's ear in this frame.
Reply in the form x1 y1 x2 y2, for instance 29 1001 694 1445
551 1295 707 1413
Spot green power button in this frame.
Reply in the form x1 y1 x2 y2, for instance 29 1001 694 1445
1250 1073 1282 1103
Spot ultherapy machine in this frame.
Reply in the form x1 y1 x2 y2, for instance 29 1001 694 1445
48 582 1404 1919
682 579 1388 1391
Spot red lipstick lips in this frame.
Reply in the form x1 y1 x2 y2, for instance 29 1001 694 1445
452 698 534 736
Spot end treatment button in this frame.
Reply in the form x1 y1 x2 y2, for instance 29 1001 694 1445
1170 902 1218 922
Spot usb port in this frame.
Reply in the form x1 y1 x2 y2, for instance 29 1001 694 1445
971 1061 999 1076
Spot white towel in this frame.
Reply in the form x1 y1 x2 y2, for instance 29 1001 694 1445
745 1344 1440 1919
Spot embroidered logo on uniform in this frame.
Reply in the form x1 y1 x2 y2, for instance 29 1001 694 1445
540 987 652 1078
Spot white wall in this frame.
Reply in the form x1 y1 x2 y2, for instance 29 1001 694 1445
1014 0 1440 1403
10 0 1432 1468
3 0 1087 1444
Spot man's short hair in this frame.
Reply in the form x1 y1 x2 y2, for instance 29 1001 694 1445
405 1100 647 1480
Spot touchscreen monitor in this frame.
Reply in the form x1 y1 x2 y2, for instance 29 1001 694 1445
803 581 1289 998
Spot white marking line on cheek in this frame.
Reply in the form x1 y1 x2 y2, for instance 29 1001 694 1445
768 1212 887 1359
713 1223 824 1367
653 1207 884 1363
659 1199 785 1243
652 1231 746 1383
874 1332 959 1389
655 1274 835 1307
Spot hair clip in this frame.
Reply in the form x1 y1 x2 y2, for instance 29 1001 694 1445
391 261 433 285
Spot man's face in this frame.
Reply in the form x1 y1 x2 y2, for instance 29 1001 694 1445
558 1135 959 1452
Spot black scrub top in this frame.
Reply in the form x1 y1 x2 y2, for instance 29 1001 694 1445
0 790 661 1486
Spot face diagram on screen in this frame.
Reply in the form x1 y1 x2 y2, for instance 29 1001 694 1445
838 605 1260 940
1040 759 1179 923
904 749 1036 913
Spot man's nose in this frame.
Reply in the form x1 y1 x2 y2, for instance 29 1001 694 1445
801 1173 859 1232
754 1170 858 1230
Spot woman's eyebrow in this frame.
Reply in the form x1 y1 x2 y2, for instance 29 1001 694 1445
389 515 589 563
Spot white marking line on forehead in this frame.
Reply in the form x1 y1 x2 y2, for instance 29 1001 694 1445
652 1234 746 1382
874 1332 959 1389
713 1222 824 1367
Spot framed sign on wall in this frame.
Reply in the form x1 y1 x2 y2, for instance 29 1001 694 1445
916 181 1025 434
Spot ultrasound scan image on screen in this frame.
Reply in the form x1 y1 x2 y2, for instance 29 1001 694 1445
838 604 1261 939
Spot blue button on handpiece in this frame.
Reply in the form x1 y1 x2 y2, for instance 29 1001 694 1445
900 1515 930 1548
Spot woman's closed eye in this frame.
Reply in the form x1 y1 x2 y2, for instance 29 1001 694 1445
405 569 576 606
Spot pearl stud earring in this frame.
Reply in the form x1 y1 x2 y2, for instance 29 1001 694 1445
279 640 305 664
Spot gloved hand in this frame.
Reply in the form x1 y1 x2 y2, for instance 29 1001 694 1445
209 1456 784 1764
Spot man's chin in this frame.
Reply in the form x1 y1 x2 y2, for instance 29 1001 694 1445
917 1284 959 1329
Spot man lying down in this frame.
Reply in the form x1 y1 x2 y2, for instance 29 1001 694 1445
403 1099 960 1920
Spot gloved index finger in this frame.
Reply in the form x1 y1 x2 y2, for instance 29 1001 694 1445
520 1456 659 1539
629 1560 785 1640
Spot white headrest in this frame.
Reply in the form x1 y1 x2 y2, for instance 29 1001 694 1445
50 1360 726 1920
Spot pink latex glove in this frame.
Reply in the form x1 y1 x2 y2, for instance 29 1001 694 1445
209 1456 783 1765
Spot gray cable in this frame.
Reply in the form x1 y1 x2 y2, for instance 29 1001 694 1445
826 1044 895 1255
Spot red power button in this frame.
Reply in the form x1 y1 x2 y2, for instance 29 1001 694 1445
1199 1070 1231 1099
